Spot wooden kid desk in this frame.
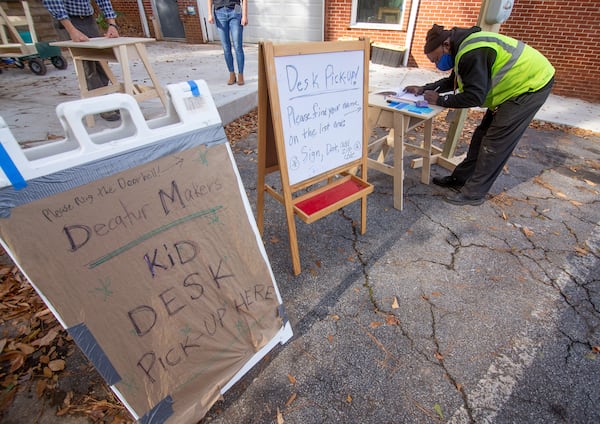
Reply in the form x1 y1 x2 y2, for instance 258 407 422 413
51 37 168 125
367 92 447 211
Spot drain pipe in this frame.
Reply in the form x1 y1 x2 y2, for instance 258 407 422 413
402 0 420 67
136 0 150 38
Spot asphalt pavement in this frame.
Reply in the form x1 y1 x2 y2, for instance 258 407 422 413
0 41 599 424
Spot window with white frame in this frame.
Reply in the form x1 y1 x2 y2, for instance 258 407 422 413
351 0 405 28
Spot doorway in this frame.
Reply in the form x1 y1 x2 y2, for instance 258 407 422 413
155 0 186 39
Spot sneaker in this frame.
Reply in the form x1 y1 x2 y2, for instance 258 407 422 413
432 175 463 190
100 110 121 122
444 192 485 206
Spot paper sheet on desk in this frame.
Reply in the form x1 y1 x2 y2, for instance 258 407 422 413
387 91 425 102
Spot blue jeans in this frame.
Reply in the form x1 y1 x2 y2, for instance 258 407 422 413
215 7 245 74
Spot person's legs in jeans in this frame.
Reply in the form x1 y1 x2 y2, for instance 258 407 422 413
215 8 236 84
229 11 244 84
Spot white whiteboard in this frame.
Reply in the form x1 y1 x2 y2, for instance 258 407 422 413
274 50 364 185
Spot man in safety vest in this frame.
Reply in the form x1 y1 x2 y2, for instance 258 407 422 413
404 24 555 206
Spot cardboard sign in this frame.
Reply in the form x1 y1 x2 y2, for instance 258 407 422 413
0 142 287 422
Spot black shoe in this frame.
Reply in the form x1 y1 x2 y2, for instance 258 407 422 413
444 192 485 206
432 175 463 190
100 110 121 122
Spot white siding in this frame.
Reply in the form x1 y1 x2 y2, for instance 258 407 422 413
244 0 324 43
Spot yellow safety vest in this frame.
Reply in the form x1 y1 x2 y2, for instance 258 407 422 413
455 32 555 108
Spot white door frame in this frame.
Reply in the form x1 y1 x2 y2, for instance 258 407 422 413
196 0 217 42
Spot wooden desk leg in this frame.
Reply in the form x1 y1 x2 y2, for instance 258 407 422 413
393 113 404 211
421 118 433 184
99 60 118 86
118 45 134 96
135 43 169 109
71 57 96 128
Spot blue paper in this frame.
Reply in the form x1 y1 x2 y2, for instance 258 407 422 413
388 101 409 110
407 105 433 114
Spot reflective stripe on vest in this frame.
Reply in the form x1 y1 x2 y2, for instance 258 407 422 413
458 35 525 88
454 32 554 108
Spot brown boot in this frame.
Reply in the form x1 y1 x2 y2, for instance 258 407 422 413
227 72 236 85
237 73 245 86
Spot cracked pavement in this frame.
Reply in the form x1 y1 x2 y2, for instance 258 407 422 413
1 41 598 423
207 125 600 423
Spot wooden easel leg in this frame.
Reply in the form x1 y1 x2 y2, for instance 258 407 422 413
284 203 301 275
392 114 404 211
360 196 367 234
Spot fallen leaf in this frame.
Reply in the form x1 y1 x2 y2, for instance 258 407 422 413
327 334 334 343
522 227 534 237
346 394 352 403
36 379 46 398
48 359 65 372
385 314 399 326
431 291 441 297
555 191 567 199
43 366 53 378
391 297 399 309
434 403 444 419
287 374 296 385
269 235 280 244
31 326 60 346
330 314 340 321
285 392 297 407
15 343 35 355
584 178 597 187
277 407 284 424
369 321 382 328
434 351 444 361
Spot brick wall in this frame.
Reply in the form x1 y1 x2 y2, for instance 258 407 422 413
109 0 143 37
325 0 600 103
111 0 204 43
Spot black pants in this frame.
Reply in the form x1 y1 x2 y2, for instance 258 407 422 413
451 77 555 197
54 15 110 91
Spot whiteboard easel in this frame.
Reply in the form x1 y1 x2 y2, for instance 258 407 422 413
257 40 373 275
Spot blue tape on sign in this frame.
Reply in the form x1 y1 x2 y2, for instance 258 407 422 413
278 304 289 325
140 395 174 424
0 142 26 190
68 323 121 385
187 80 200 97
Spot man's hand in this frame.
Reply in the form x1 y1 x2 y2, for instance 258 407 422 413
104 23 119 38
423 90 439 105
62 19 89 42
403 85 424 95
